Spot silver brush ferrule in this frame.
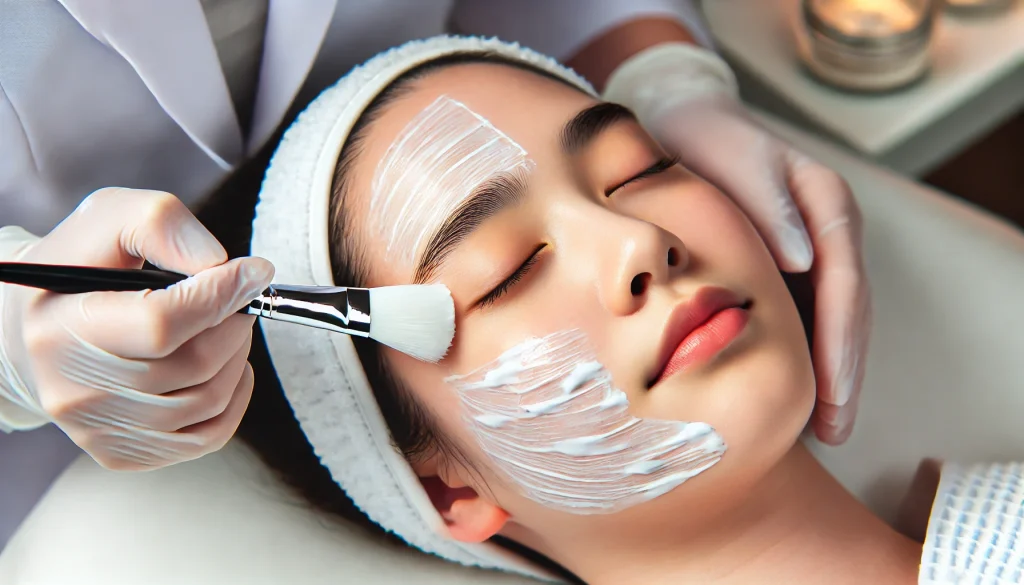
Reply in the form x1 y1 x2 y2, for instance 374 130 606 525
245 284 371 337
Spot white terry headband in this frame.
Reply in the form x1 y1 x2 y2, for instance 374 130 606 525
250 36 595 582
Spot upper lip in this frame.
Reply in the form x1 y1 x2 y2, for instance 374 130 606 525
648 286 748 387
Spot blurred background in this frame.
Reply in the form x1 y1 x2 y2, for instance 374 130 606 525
705 0 1023 227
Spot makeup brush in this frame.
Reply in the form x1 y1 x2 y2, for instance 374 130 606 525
0 262 455 363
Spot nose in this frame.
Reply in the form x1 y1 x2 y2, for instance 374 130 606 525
599 216 689 316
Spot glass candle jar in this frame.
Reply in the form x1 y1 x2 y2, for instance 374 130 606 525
798 0 937 92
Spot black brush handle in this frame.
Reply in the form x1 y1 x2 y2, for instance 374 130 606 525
0 263 261 316
0 264 381 342
0 263 187 293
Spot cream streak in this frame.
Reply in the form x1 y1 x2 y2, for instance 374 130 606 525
370 95 534 266
446 329 726 514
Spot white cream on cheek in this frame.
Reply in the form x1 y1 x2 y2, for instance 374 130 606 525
370 95 534 266
445 329 727 514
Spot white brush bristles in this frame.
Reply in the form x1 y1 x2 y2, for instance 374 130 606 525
369 284 455 363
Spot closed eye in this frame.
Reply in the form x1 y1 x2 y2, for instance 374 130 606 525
605 155 681 197
475 244 546 309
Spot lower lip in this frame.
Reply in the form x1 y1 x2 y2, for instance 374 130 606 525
656 307 750 384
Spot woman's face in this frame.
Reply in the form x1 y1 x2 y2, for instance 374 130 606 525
344 62 815 545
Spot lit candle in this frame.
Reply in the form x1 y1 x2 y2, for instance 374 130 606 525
813 0 923 37
799 0 937 92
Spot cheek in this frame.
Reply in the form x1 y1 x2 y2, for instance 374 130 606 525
622 181 775 275
679 191 774 274
444 330 726 516
388 351 497 465
624 183 815 477
705 325 813 442
626 303 814 506
672 192 814 451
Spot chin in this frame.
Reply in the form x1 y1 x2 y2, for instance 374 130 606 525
608 312 815 524
699 335 814 467
582 364 814 530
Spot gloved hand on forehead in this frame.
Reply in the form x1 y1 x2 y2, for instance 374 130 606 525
0 188 274 470
604 43 872 446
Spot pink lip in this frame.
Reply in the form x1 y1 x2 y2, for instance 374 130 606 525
649 287 751 387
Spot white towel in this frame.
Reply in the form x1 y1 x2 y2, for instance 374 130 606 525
249 35 595 583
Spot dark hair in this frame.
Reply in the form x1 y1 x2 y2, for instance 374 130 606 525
199 50 815 583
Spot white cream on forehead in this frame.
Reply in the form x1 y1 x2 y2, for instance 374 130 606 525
445 329 726 514
370 95 534 266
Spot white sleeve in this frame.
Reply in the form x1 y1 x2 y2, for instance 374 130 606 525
449 0 714 63
0 226 49 432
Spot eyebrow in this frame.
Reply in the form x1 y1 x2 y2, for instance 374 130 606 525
412 102 638 284
560 102 638 155
413 169 530 284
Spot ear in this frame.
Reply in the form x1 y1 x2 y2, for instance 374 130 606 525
419 474 510 543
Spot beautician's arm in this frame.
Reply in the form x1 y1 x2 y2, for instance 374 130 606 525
452 2 872 446
449 0 712 62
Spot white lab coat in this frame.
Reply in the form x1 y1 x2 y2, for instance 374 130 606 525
0 0 708 550
0 0 709 236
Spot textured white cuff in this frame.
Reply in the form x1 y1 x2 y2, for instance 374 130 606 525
0 395 48 432
0 226 41 261
920 462 1024 584
0 225 49 432
603 42 739 128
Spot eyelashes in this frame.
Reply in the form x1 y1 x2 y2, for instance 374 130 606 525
477 244 546 308
605 155 681 197
476 155 680 309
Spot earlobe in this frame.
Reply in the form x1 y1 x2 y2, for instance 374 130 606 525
445 497 510 543
419 475 510 543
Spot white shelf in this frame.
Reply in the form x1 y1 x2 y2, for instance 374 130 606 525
704 0 1024 175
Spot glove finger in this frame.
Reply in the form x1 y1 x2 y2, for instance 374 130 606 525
663 110 813 272
176 360 255 460
68 411 205 471
62 256 273 359
810 259 871 411
811 382 861 446
736 174 815 273
71 332 252 432
145 333 252 431
138 314 256 393
35 314 254 418
88 425 207 471
38 187 227 273
785 152 872 414
78 353 254 470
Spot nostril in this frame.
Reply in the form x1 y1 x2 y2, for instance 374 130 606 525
630 273 651 296
667 247 681 267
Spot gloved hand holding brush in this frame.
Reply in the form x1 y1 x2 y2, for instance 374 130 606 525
0 188 274 470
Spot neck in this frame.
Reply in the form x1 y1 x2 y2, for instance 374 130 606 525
556 443 921 585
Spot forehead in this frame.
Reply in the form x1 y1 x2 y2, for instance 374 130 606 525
345 63 596 284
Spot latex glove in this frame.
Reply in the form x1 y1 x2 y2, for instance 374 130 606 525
0 188 275 470
605 44 871 445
